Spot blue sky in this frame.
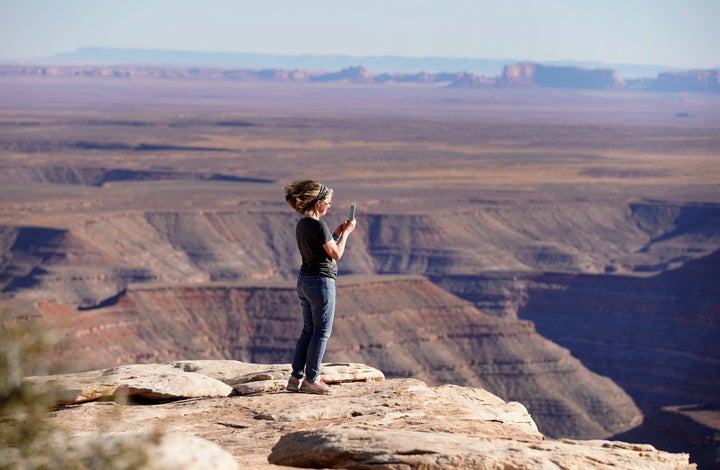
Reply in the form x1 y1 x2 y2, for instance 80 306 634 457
1 0 718 68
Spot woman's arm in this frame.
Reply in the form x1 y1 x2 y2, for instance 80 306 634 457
323 219 356 260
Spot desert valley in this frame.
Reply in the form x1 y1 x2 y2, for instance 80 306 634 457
1 66 719 468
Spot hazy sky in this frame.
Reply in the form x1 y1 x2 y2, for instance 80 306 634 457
1 0 718 68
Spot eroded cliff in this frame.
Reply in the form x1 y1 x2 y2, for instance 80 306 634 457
4 199 717 309
3 198 719 443
34 276 640 439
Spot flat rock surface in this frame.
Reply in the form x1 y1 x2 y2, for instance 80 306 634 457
26 362 235 404
40 361 693 469
65 432 239 470
269 427 694 470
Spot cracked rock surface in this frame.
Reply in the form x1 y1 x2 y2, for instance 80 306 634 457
28 361 694 469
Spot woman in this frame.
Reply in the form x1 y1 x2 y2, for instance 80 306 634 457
284 180 356 395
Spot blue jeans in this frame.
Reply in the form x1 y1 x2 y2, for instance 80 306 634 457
291 274 336 382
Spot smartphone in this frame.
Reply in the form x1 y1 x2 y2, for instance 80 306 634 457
348 204 356 221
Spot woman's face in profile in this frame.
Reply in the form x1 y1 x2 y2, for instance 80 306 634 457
318 199 332 218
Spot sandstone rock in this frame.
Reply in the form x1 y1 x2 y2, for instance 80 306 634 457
313 362 386 384
65 432 238 470
269 427 695 469
24 361 384 404
39 365 693 469
171 360 384 395
24 363 234 405
263 379 542 439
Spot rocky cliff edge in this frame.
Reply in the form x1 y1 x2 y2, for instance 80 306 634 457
15 361 695 469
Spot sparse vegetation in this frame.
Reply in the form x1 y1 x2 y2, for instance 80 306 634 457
0 312 62 468
0 312 161 469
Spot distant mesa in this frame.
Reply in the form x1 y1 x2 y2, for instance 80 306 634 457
311 65 374 84
1 62 718 93
445 71 496 88
649 69 720 93
499 62 624 90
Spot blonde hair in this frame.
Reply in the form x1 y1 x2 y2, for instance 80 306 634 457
284 180 334 215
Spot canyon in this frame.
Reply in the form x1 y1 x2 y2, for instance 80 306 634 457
0 74 719 467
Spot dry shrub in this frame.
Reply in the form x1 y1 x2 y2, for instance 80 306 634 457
0 311 162 469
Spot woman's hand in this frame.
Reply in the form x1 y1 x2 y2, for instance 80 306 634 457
325 218 357 260
338 219 356 237
333 220 355 240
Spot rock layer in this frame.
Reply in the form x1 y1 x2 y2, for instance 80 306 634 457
269 427 693 470
5 200 719 309
517 250 720 414
31 276 641 439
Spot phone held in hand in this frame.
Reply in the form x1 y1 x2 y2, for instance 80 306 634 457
348 204 356 221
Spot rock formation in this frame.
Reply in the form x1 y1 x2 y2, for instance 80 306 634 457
310 65 374 83
434 247 720 417
14 361 695 470
11 199 718 310
649 70 720 93
516 250 720 415
29 276 641 440
500 62 624 89
2 63 718 92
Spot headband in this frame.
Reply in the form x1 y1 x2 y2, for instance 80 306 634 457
316 185 328 201
302 184 328 212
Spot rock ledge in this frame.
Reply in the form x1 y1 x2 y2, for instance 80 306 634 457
21 361 694 469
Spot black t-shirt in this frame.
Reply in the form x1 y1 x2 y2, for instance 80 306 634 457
296 217 337 279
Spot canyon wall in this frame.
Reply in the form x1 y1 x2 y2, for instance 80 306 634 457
33 276 641 439
3 198 719 443
517 250 720 414
5 200 718 309
431 204 720 419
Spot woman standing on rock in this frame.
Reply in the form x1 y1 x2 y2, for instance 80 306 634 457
284 180 356 395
